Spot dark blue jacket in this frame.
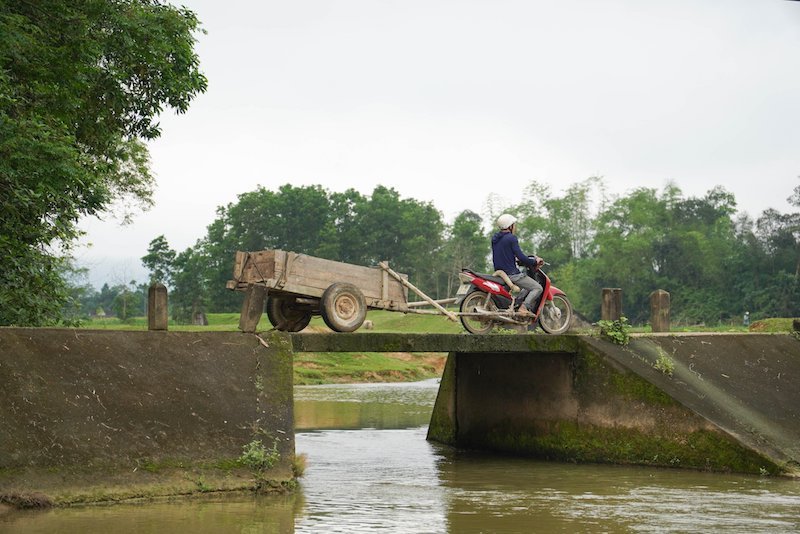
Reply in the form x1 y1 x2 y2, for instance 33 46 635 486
491 231 537 275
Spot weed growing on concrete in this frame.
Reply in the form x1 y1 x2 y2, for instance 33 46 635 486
653 349 675 376
239 439 280 471
597 316 631 345
194 477 212 493
292 453 307 477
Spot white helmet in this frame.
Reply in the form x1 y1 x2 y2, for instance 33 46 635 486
496 213 517 230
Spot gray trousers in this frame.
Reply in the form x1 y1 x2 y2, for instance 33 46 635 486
510 273 543 308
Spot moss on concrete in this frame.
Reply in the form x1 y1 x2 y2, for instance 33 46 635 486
290 333 580 354
0 460 295 508
427 353 457 445
476 421 782 475
574 346 676 407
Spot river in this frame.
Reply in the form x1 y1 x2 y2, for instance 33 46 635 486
3 379 800 533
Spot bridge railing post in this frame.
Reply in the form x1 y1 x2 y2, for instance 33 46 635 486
148 283 168 331
601 288 622 321
649 289 670 332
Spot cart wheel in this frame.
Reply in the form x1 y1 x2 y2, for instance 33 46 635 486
266 295 312 332
320 283 367 332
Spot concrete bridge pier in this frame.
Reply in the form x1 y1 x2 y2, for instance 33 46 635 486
427 338 794 476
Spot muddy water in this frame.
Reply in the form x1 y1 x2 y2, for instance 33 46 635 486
3 379 800 533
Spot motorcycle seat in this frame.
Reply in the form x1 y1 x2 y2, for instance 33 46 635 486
463 269 510 287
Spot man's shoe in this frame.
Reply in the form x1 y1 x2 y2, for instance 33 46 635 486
516 306 533 317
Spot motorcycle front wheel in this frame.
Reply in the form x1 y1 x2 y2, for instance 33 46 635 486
459 290 497 335
539 294 573 335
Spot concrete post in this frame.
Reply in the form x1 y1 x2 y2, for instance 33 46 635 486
601 288 622 321
147 283 168 331
649 289 670 332
239 284 268 333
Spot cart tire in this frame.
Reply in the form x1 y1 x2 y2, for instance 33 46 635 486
320 283 367 332
266 295 312 332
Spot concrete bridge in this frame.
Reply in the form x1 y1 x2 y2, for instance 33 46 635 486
292 332 800 477
1 328 798 507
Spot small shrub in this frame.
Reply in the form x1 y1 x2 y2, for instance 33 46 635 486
597 316 631 346
195 477 212 493
653 350 675 376
292 453 308 477
239 439 280 472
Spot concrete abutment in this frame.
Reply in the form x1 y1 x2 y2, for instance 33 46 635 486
0 328 295 506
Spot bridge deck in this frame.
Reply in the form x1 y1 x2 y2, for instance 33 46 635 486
288 333 580 353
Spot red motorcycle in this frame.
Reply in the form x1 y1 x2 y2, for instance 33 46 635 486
455 258 573 335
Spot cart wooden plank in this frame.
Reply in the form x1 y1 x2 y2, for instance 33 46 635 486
227 249 409 309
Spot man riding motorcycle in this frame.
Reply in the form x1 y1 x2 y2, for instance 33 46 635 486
491 213 543 317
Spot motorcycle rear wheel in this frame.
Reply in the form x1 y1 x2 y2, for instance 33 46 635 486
459 291 497 335
539 294 573 335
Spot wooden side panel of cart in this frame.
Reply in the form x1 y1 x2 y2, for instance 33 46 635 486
226 249 418 332
226 249 409 308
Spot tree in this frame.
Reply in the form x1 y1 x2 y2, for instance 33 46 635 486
441 210 487 296
0 0 206 325
170 244 211 322
142 235 177 286
112 281 144 322
789 177 800 208
350 186 445 296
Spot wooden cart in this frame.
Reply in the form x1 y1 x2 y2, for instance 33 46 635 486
227 249 457 333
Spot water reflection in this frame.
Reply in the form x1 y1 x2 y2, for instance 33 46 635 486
0 495 299 534
295 427 447 533
434 450 800 533
294 379 438 431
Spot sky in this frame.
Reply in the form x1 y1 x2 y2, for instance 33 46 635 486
76 0 800 287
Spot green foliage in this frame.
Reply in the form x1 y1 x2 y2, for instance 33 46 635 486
0 250 78 326
0 0 206 326
653 349 675 376
748 318 797 333
597 316 632 345
441 210 487 296
292 453 308 478
151 177 800 326
169 184 449 315
142 235 176 286
238 439 280 472
111 282 146 321
170 244 212 322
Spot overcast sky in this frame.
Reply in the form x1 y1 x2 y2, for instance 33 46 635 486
77 0 800 287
